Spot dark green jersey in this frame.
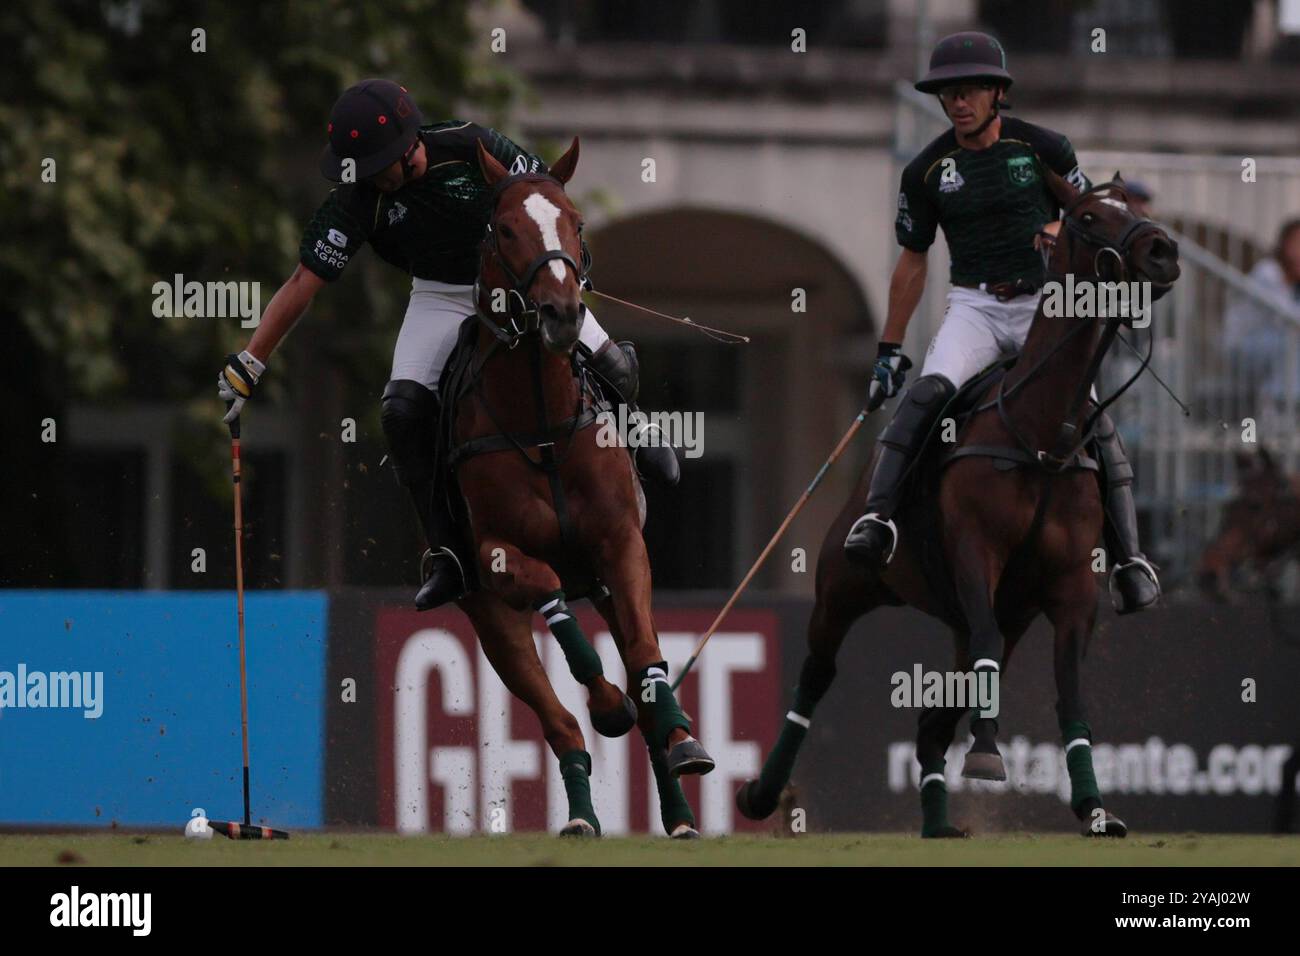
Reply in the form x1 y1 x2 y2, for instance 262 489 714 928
895 117 1090 287
298 121 546 284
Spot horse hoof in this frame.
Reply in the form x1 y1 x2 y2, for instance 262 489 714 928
1082 811 1128 838
735 779 780 820
590 694 637 738
922 826 970 839
666 737 715 777
961 750 1006 781
669 823 701 840
559 819 599 837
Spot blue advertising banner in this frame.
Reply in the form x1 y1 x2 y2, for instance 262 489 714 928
0 592 327 828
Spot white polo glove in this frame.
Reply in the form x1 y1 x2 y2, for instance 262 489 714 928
217 350 266 424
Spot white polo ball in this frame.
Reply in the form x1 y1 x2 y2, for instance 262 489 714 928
184 815 214 840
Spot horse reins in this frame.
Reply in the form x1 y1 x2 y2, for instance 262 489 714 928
472 171 592 348
454 171 607 553
982 181 1162 471
1044 181 1167 284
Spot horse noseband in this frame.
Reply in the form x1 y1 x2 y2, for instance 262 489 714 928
1060 182 1165 282
477 172 592 348
477 236 587 346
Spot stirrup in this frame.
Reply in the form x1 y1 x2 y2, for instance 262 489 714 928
845 513 899 565
417 546 468 608
1108 555 1160 611
632 440 680 487
425 546 466 582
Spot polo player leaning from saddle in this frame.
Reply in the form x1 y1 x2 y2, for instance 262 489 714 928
843 32 1161 613
217 80 678 609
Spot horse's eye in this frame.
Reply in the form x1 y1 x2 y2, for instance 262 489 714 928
1082 213 1095 224
498 224 515 241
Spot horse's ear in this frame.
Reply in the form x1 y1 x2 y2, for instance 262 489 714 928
476 138 509 187
548 137 580 185
1113 170 1125 185
1043 166 1078 210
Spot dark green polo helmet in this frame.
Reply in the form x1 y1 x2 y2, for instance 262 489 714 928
915 31 1014 94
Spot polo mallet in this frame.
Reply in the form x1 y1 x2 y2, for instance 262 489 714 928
209 405 289 840
583 288 750 343
671 389 887 691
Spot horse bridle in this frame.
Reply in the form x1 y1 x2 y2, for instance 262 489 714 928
1041 181 1167 283
473 171 592 348
997 180 1165 468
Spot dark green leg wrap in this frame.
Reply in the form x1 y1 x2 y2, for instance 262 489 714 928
559 749 600 833
537 592 603 685
646 732 696 832
918 758 952 837
1061 718 1101 817
634 661 690 746
753 710 810 808
753 655 833 806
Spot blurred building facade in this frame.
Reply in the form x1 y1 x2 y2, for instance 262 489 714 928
62 0 1300 596
504 0 1300 593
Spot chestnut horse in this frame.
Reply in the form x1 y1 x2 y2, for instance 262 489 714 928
443 138 713 837
738 174 1181 837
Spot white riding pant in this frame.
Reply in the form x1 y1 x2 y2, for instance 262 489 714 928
920 286 1039 386
390 278 611 393
920 285 1100 401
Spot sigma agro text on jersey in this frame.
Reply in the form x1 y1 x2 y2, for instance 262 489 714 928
151 273 262 328
1040 273 1152 328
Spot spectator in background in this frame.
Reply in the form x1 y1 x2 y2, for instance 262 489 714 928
1223 218 1300 406
1125 179 1154 219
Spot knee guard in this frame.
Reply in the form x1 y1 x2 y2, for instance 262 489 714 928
879 374 956 455
381 379 438 489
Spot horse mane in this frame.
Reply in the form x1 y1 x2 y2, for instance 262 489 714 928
1043 167 1133 214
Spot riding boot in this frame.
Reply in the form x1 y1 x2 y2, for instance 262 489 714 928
381 380 469 610
587 339 680 487
1093 412 1160 614
844 374 956 569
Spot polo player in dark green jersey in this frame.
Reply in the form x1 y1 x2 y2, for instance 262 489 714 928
843 32 1160 614
217 79 678 610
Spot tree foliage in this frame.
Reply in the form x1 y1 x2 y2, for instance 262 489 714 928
0 0 516 400
0 0 526 586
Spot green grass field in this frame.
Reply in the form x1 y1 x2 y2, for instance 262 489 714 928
4 832 1298 866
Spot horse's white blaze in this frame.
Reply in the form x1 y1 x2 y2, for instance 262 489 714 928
522 192 568 282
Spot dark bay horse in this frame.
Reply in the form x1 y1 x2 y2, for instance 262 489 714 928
444 137 713 837
738 175 1181 837
1198 446 1300 602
